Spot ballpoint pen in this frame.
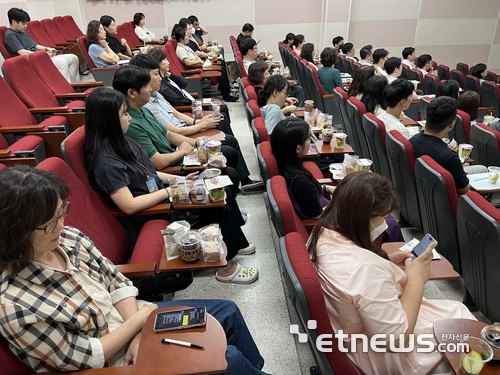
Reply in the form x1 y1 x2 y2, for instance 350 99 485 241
161 338 205 349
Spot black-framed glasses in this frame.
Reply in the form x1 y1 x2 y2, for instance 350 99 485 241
35 201 70 234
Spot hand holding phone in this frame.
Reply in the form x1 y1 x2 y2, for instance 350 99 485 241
411 233 437 258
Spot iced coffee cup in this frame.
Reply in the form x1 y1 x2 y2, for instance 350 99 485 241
322 128 334 144
334 133 347 149
458 143 473 159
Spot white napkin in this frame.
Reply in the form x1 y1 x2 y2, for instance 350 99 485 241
202 59 212 68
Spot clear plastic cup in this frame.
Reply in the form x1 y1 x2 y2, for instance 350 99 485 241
459 336 493 375
334 133 347 149
322 128 334 144
459 143 473 159
488 166 500 184
356 159 373 171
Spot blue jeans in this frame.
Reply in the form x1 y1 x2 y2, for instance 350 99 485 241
157 299 270 375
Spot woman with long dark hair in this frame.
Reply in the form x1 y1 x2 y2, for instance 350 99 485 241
307 172 474 375
86 20 119 68
271 118 403 240
283 33 295 47
172 24 236 102
292 34 305 54
347 65 377 99
271 118 334 219
84 87 258 284
300 43 316 67
361 75 388 115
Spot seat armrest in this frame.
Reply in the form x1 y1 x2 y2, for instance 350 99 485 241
0 124 45 133
91 67 119 72
190 92 198 98
30 106 69 114
181 69 202 75
71 81 104 87
203 65 222 71
173 105 192 111
116 262 156 277
56 41 74 47
301 219 317 229
322 94 334 99
110 203 171 217
159 166 181 174
186 76 202 81
0 149 12 157
317 178 334 185
66 39 76 43
201 71 221 78
55 92 89 99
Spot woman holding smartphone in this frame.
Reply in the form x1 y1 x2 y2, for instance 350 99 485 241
308 172 475 375
84 88 258 284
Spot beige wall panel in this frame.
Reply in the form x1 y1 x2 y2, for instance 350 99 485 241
487 44 500 72
26 1 54 20
350 0 420 21
415 18 497 46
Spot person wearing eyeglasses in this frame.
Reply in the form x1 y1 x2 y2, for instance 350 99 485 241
0 165 270 374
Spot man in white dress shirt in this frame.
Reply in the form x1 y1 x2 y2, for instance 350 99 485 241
402 47 416 69
416 54 433 76
377 79 414 139
241 38 258 74
359 45 373 66
385 57 402 84
373 48 389 76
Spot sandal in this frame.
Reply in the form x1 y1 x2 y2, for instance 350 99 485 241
215 263 259 284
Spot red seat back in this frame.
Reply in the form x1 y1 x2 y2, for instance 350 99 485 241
362 113 391 180
450 69 465 88
0 163 6 171
236 55 246 77
386 130 421 230
36 157 130 265
465 74 481 95
455 109 471 144
3 56 60 108
457 192 500 321
0 335 31 375
0 78 40 127
260 141 279 178
0 26 14 59
120 21 142 47
26 20 56 48
437 64 450 80
456 62 469 76
282 232 361 375
77 35 97 69
164 39 187 74
61 126 110 207
29 51 75 95
247 99 262 118
346 97 369 158
415 155 459 271
241 77 250 88
245 85 257 102
424 73 439 95
268 175 310 242
62 15 84 39
40 18 68 46
53 16 77 41
481 81 500 116
470 122 500 167
253 117 269 144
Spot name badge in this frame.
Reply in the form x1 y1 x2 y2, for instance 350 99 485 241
146 177 159 193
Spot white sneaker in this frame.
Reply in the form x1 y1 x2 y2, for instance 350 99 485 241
238 242 255 255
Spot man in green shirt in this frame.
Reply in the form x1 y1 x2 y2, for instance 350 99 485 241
113 65 195 169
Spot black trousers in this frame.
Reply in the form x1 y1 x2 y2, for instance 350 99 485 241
222 136 250 181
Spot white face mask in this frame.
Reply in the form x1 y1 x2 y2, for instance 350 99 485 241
370 219 388 242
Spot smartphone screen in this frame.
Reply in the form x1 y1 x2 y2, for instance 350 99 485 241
153 307 207 332
411 234 437 258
